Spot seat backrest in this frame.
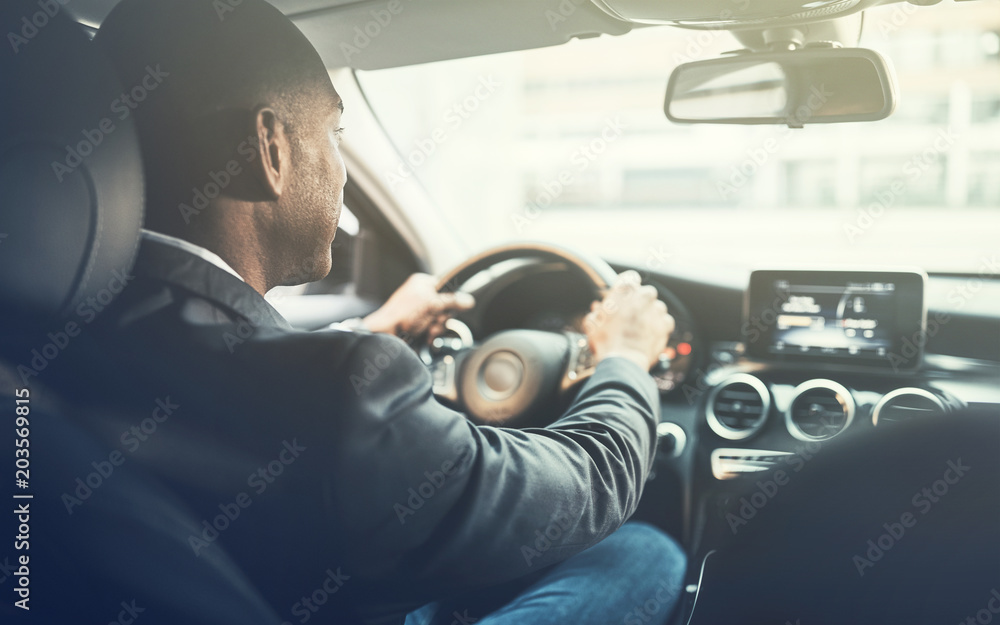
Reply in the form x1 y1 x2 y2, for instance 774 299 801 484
0 0 142 327
688 406 1000 625
0 4 280 622
0 377 284 624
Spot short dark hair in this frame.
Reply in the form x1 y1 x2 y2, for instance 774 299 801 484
95 0 336 233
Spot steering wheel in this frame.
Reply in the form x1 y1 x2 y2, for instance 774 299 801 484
430 243 620 426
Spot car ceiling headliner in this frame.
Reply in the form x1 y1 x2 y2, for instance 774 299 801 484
65 0 636 70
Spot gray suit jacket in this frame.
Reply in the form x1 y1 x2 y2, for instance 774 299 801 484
57 238 661 624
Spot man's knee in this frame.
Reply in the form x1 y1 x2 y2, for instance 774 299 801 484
609 522 686 571
607 523 687 610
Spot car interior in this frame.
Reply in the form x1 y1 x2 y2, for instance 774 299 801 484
1 0 998 623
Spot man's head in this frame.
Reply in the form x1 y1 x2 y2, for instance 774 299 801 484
95 0 346 291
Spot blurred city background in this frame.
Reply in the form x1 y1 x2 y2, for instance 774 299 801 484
357 1 1000 276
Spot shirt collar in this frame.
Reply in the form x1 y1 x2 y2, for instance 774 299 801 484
133 236 292 331
140 229 245 283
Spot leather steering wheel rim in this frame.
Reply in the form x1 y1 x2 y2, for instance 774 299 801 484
431 242 620 426
435 242 619 295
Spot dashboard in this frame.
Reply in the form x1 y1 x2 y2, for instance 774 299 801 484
453 260 999 413
277 253 999 618
278 255 1000 570
633 265 998 568
442 258 1000 558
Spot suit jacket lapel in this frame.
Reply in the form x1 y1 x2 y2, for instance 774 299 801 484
133 239 292 331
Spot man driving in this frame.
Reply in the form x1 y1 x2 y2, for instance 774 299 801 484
69 0 688 623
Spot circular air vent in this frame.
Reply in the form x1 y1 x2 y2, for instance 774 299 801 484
706 374 770 440
785 379 855 441
872 388 946 426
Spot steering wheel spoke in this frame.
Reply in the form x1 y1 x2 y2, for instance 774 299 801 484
561 332 597 392
430 352 461 403
434 243 620 426
425 319 475 404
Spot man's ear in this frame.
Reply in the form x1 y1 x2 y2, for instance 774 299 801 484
251 107 290 199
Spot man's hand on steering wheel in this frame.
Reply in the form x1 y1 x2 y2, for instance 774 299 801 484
363 273 475 339
583 270 675 372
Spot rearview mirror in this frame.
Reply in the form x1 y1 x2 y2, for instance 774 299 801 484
664 47 897 127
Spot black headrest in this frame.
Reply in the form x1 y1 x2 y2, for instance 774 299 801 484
0 0 143 326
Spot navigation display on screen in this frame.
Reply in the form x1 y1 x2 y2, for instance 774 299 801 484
745 270 926 368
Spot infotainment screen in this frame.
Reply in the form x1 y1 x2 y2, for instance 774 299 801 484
744 270 927 369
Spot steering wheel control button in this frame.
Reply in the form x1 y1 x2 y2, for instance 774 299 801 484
479 351 524 401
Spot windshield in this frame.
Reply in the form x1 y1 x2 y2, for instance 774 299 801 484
357 3 1000 275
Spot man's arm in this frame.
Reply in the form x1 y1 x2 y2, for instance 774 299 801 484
327 271 673 595
332 333 659 589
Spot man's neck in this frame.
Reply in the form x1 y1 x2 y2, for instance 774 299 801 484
152 225 273 295
208 236 271 295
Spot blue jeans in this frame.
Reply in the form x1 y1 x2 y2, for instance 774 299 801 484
404 522 687 625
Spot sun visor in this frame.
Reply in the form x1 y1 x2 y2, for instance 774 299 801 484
589 0 876 27
293 0 634 70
